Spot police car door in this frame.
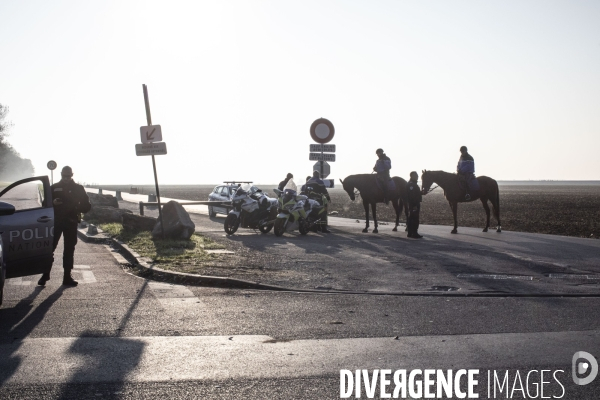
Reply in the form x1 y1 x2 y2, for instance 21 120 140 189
0 176 54 278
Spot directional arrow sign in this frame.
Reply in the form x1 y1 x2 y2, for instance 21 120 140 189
136 142 167 156
309 144 336 153
309 153 335 162
140 125 163 143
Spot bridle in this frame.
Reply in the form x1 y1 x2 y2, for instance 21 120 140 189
422 184 439 194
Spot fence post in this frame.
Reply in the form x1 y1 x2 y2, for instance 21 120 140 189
139 201 144 216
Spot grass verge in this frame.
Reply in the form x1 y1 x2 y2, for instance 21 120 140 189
99 222 226 273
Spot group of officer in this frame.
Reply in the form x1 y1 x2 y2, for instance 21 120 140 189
373 146 475 239
374 146 476 239
38 166 91 286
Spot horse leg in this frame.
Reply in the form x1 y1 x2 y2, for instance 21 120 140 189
450 201 458 234
372 202 378 233
480 197 490 232
404 201 409 231
362 200 370 233
392 199 400 231
492 190 501 232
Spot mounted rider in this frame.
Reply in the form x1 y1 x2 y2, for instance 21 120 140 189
457 146 475 200
373 148 391 205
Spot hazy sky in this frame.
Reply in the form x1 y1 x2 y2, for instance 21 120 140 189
1 0 599 184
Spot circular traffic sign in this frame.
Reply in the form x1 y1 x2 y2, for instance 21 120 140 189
310 118 335 144
47 160 57 170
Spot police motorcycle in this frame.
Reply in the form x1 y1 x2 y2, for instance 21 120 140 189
223 184 278 235
273 180 326 237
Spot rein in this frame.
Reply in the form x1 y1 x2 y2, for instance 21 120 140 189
423 185 439 194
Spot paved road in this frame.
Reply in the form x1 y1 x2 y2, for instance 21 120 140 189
106 189 600 295
2 190 599 398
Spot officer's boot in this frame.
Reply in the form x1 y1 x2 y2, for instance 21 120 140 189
62 270 78 286
37 272 50 286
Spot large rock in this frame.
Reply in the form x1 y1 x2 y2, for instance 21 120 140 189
84 206 132 223
152 201 195 240
88 192 119 208
123 213 157 232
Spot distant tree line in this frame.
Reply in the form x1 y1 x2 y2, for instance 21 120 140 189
0 103 34 182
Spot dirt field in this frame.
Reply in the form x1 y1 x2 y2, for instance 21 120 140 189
93 184 600 239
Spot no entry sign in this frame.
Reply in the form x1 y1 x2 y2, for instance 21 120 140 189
310 118 335 144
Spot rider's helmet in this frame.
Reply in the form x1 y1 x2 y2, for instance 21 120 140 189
376 148 384 155
460 146 468 153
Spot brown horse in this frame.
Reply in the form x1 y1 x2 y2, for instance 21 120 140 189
340 174 408 233
420 170 501 234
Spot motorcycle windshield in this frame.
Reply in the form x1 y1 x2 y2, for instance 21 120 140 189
282 189 297 204
283 179 297 192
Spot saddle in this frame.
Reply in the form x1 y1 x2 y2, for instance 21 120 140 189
375 177 396 193
457 174 480 195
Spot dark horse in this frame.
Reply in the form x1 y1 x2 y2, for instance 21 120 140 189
420 170 501 234
340 174 408 233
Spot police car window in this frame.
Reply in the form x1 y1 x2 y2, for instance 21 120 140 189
0 180 44 211
220 187 229 196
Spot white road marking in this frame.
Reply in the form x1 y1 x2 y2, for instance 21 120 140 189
7 277 31 286
148 282 203 312
72 265 96 284
1 330 598 384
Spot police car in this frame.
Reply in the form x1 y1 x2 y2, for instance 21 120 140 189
207 181 251 217
0 176 54 306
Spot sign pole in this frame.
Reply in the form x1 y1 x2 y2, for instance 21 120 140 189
142 84 165 239
320 146 324 178
51 170 53 185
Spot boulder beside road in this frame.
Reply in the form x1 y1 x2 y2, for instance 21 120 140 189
84 206 132 223
88 192 119 208
123 213 157 232
152 201 195 240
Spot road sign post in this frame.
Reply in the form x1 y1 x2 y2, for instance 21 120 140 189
142 84 165 239
47 160 57 185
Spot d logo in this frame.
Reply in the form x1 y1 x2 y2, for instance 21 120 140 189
572 351 598 385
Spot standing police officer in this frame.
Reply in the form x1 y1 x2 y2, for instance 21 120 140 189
38 166 91 286
373 148 392 205
406 171 423 239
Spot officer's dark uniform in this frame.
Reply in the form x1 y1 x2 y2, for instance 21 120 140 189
278 173 293 191
305 172 331 233
406 172 423 238
38 166 91 286
457 146 475 200
374 149 392 204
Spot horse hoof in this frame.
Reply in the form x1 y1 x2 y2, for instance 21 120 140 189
392 227 398 232
451 229 458 234
373 229 378 233
362 228 369 233
483 228 488 233
497 228 502 233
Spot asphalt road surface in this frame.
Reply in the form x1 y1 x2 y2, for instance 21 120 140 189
1 192 600 399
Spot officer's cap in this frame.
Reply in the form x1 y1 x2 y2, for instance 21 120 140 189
61 166 73 177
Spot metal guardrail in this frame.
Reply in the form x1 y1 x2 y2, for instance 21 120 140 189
138 200 232 216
